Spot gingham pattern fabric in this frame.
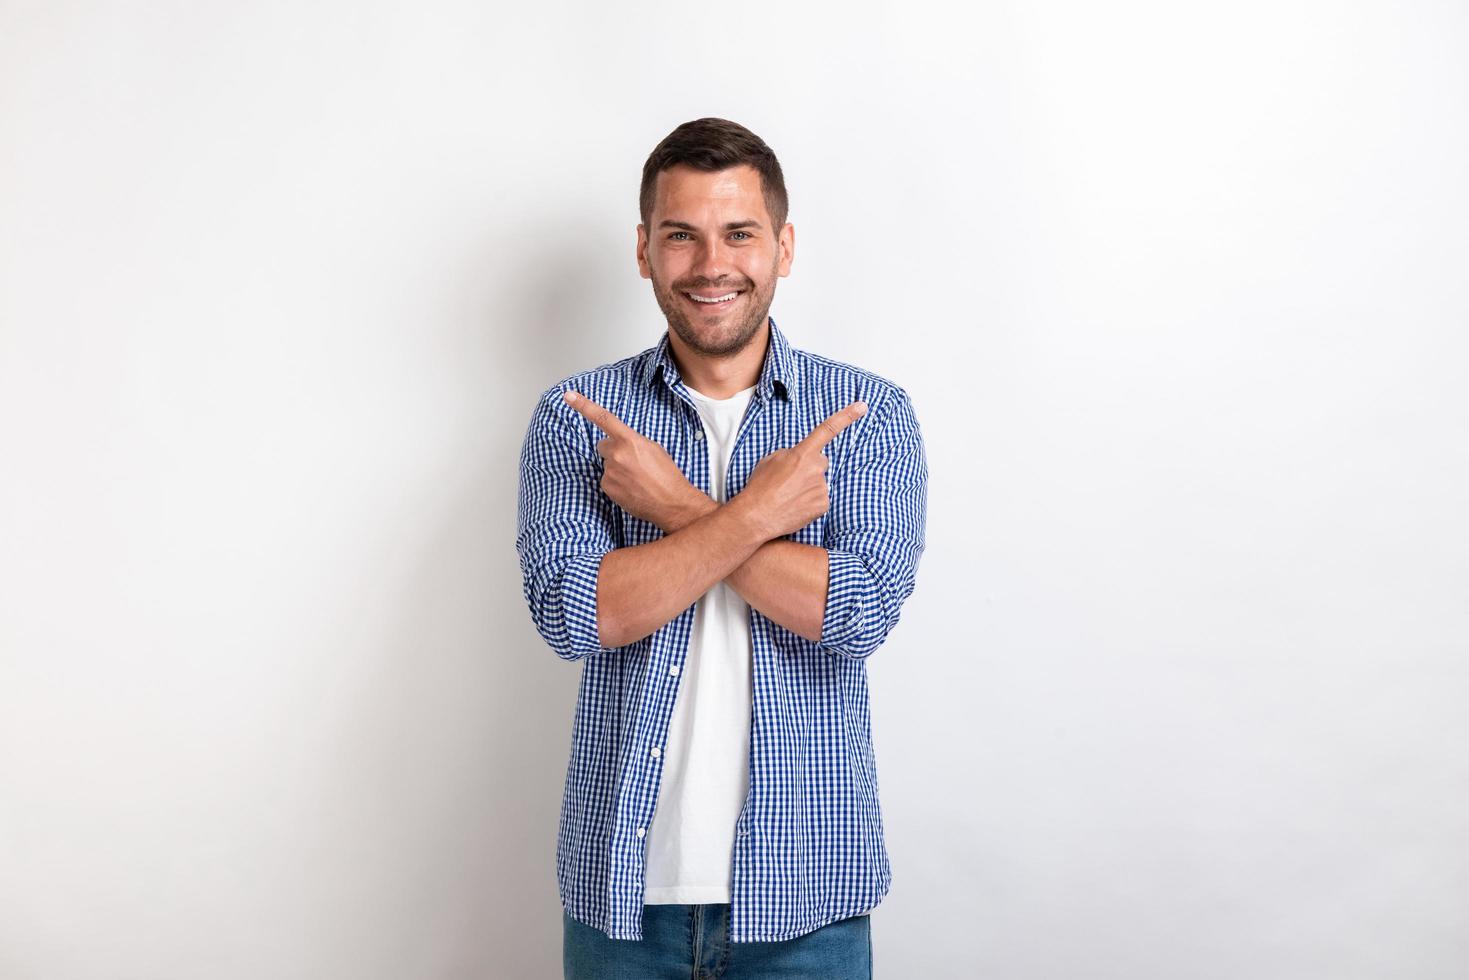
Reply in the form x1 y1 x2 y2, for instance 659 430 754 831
515 316 928 942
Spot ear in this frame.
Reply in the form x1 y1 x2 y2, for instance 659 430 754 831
777 222 795 277
636 223 651 279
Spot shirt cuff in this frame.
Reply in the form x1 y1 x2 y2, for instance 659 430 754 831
820 549 871 651
560 551 616 657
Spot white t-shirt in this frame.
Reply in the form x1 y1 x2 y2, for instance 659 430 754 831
642 381 758 905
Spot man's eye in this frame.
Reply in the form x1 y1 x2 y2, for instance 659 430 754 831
667 231 751 241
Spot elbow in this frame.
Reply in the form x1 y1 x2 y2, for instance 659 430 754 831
594 607 630 652
528 598 599 663
821 604 902 661
523 552 617 662
819 551 914 661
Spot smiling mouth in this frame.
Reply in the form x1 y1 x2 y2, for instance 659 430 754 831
683 289 743 309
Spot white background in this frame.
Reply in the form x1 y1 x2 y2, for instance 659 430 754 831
3 2 1466 977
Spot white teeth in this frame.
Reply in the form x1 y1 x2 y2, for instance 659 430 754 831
687 291 739 304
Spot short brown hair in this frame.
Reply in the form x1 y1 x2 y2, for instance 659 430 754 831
639 117 789 232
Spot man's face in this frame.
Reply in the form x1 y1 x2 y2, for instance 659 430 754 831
636 164 794 358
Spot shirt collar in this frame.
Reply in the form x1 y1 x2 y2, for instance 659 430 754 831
640 315 796 402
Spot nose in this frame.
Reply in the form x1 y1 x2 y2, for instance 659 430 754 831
692 236 730 283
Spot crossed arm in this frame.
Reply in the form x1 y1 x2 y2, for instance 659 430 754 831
515 386 927 661
632 491 830 646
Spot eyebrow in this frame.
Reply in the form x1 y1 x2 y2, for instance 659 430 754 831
658 219 763 232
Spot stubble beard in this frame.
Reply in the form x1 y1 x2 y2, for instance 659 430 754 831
651 259 778 358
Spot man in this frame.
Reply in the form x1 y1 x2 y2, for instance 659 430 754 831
516 117 928 978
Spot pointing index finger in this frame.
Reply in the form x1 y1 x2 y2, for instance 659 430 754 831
796 400 867 452
563 389 636 439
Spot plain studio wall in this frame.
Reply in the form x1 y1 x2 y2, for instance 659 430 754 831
2 2 1465 977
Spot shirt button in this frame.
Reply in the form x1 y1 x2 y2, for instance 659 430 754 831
650 746 661 759
669 664 680 676
693 429 704 440
636 827 646 839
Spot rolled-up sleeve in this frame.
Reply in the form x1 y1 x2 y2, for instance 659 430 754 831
515 388 622 661
819 389 928 660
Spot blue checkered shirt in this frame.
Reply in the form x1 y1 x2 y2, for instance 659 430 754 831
515 317 928 942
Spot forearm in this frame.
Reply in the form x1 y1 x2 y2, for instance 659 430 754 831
597 497 772 649
663 495 828 644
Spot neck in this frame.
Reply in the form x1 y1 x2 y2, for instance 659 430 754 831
668 319 769 399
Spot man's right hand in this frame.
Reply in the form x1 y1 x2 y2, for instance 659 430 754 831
736 401 867 541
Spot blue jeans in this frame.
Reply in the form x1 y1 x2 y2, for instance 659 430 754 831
563 903 872 979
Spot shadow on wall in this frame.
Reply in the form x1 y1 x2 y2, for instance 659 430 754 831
317 209 644 977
